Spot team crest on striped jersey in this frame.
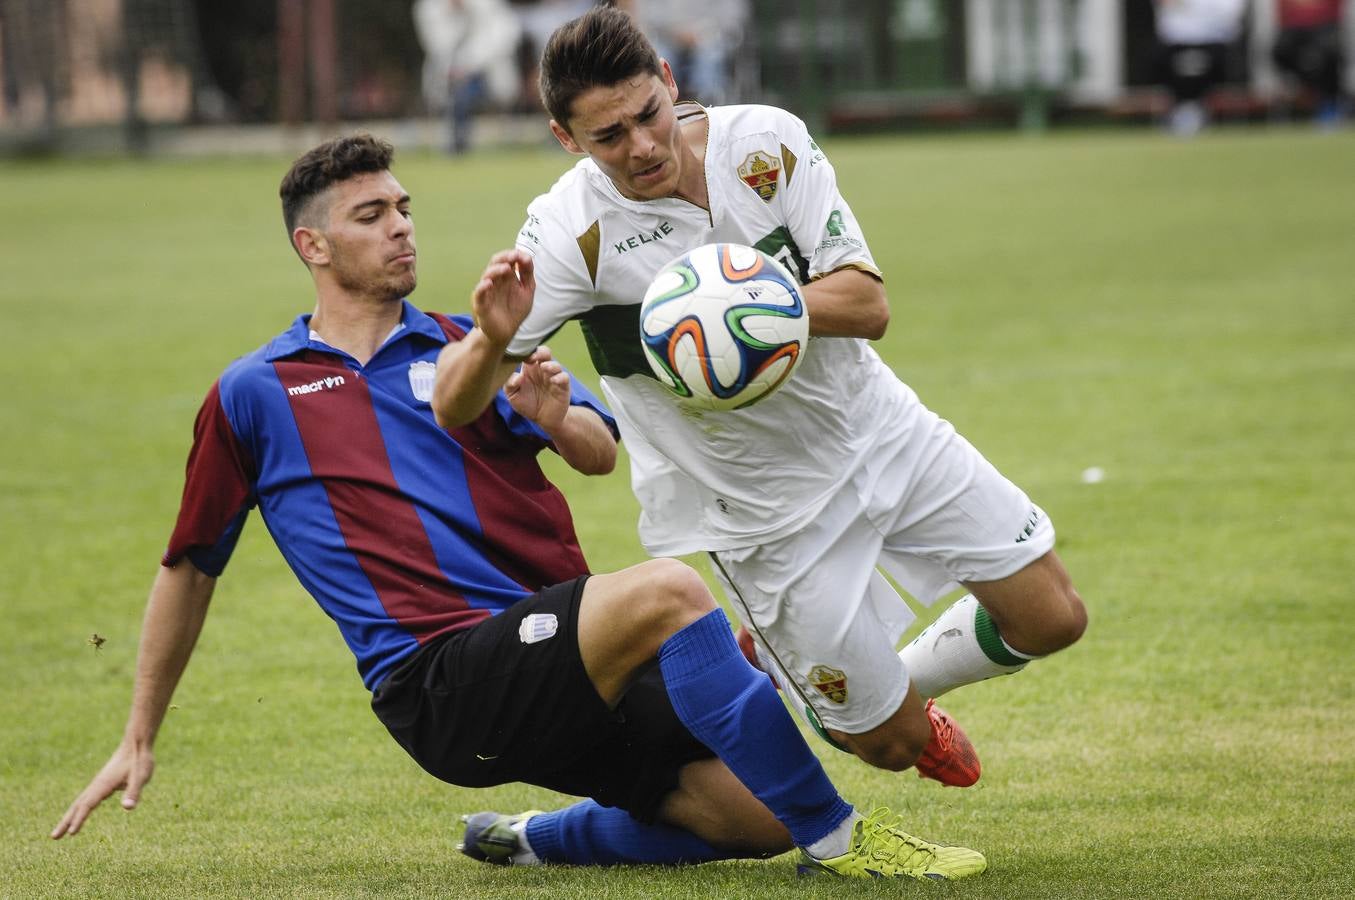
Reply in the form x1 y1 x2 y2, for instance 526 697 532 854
809 664 848 704
408 360 436 402
738 150 781 202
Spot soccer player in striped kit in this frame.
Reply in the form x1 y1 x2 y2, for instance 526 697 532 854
51 133 985 881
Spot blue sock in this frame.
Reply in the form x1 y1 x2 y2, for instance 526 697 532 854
658 608 852 848
525 800 732 865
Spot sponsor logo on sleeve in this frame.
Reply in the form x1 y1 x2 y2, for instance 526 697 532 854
518 213 543 247
816 208 864 253
1014 506 1044 543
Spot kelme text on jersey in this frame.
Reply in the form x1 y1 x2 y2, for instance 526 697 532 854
613 220 674 254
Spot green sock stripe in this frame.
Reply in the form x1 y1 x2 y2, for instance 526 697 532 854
974 605 1029 667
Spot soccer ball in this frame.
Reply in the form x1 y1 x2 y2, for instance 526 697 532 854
639 243 808 410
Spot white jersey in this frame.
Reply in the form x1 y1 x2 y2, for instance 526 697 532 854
512 102 911 555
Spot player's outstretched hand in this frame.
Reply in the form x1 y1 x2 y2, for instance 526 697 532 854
505 345 570 433
472 249 536 348
50 740 154 839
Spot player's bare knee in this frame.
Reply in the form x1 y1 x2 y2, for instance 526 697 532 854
1062 586 1088 646
636 558 717 634
1042 585 1087 652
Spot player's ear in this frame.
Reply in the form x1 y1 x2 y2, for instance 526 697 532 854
549 119 584 155
660 59 679 101
293 226 330 267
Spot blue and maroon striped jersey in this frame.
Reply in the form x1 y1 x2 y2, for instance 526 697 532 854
163 301 616 690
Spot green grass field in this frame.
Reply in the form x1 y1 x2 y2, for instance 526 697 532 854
3 125 1353 899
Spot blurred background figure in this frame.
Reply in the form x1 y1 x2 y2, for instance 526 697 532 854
1153 0 1249 136
414 0 522 154
512 0 595 111
618 0 750 105
0 2 20 118
1271 0 1348 126
0 0 67 144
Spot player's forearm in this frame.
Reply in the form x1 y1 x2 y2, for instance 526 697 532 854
801 269 890 339
545 407 618 476
123 561 216 745
432 331 518 428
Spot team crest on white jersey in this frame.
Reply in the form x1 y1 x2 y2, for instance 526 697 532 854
738 150 781 202
518 613 558 645
408 360 436 402
809 664 848 704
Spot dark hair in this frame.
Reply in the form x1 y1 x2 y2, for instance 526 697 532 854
539 6 661 131
279 133 394 238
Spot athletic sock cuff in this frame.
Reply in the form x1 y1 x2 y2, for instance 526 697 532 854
974 605 1037 666
658 608 737 685
524 812 561 862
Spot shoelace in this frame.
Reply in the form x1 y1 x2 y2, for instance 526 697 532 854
855 808 938 872
923 699 952 755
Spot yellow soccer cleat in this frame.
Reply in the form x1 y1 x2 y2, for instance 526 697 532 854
796 808 987 880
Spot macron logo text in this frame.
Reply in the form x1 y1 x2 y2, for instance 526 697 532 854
288 375 346 396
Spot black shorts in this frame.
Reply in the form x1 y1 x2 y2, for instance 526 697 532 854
370 576 714 822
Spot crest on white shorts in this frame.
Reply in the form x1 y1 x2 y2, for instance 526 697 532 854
408 360 436 402
809 664 848 704
519 613 558 645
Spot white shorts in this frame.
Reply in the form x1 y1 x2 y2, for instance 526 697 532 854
709 407 1056 738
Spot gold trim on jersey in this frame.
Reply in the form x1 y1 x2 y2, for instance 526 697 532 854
676 101 714 225
577 220 601 287
674 100 706 122
782 144 798 188
810 262 884 282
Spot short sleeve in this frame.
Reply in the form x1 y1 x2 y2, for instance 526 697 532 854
162 381 257 576
775 114 880 280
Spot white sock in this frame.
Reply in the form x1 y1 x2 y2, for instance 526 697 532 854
805 809 861 860
898 595 1036 699
510 815 541 866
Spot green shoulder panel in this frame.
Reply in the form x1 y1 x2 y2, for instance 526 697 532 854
753 227 810 283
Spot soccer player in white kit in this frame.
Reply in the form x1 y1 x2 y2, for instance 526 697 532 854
435 6 1086 786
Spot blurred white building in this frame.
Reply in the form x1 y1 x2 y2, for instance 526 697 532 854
964 0 1350 106
755 0 1354 127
